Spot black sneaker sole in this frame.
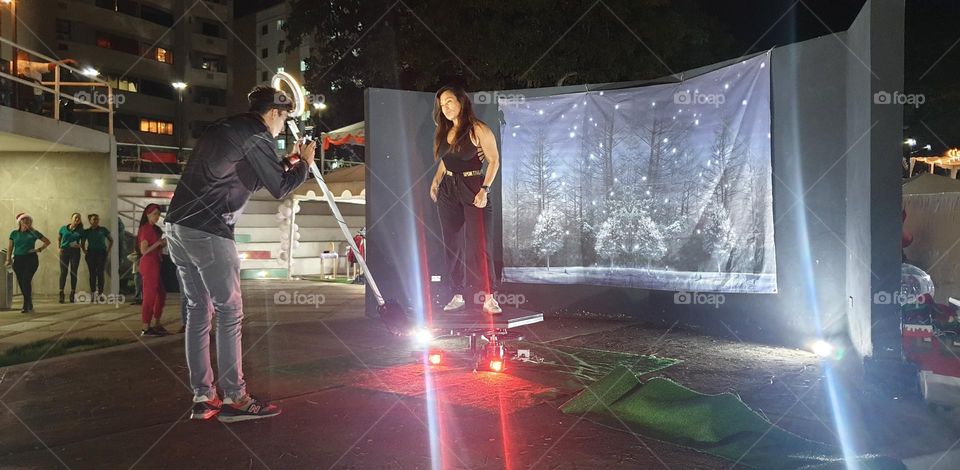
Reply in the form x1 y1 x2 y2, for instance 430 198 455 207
217 410 281 423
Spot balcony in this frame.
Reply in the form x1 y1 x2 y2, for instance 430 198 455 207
193 1 232 22
0 37 115 148
64 1 173 45
184 67 228 89
62 42 174 82
191 33 228 55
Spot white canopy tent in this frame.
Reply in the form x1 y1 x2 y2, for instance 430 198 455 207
283 162 366 278
319 121 364 173
903 173 960 302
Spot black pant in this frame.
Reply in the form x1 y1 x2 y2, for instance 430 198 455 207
59 247 81 292
13 253 38 310
86 249 107 294
436 174 496 297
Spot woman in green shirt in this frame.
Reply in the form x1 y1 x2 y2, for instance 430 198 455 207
82 213 112 297
5 213 51 313
58 212 84 303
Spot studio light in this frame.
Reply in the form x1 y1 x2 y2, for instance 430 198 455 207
81 67 99 77
271 71 306 118
809 339 835 358
153 178 164 187
428 352 442 365
413 328 432 346
489 360 503 372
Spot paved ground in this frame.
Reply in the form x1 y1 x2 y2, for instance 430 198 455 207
0 280 958 469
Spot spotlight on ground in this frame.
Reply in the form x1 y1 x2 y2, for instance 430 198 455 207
809 339 835 358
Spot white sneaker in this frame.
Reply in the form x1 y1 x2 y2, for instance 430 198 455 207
443 294 465 311
483 295 502 315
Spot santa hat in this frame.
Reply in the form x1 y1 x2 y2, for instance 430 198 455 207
16 213 30 223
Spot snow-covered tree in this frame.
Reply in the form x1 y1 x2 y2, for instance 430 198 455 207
532 205 564 268
593 203 666 267
519 128 561 215
700 197 735 272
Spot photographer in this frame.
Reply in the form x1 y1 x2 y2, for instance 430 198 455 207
164 86 316 422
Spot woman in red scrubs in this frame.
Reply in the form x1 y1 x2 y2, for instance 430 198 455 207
137 204 167 336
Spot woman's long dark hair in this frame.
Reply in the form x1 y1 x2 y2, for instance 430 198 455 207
136 204 163 256
67 212 84 232
433 85 480 161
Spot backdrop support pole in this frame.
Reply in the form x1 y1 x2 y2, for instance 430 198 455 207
287 199 296 280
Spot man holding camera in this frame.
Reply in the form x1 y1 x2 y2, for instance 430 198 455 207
165 86 316 422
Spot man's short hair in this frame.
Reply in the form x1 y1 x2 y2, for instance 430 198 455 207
248 86 294 114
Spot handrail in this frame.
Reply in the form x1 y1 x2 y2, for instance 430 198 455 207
117 143 192 151
0 36 110 87
1 36 114 135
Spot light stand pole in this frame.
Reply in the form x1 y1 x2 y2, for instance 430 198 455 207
172 81 187 168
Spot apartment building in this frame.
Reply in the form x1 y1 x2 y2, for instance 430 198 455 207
9 0 234 159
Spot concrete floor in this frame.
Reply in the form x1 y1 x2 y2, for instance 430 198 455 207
0 280 957 469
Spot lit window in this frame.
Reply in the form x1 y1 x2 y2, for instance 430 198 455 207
139 118 175 135
300 60 307 72
154 47 172 64
277 19 284 31
277 67 284 73
277 139 286 150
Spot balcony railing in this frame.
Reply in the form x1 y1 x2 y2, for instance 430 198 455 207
117 143 192 174
0 36 114 137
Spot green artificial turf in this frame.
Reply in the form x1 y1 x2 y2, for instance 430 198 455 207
561 366 905 470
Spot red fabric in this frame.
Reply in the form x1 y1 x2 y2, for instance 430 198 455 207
322 134 365 151
142 151 178 164
348 234 365 263
137 224 166 323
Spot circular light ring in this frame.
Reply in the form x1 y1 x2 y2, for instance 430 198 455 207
271 71 306 118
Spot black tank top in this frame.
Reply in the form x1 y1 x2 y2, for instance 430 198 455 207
440 131 484 173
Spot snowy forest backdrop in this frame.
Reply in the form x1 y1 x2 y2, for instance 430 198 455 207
499 53 776 293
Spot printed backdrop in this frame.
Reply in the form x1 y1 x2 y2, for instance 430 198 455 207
499 53 776 293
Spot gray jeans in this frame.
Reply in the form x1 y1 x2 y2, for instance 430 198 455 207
165 223 246 400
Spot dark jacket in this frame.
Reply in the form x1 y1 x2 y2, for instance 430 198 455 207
166 113 308 240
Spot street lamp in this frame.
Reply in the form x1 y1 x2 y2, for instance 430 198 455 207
80 67 99 78
171 81 187 163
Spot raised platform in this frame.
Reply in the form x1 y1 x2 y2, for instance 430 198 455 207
426 306 543 332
